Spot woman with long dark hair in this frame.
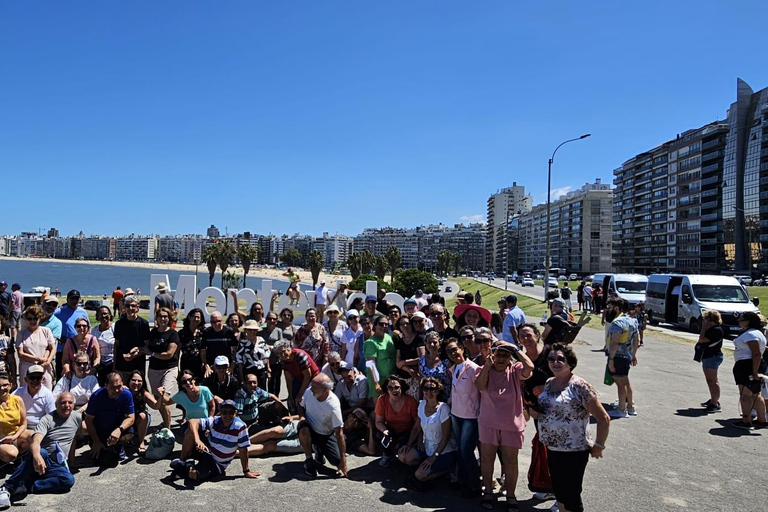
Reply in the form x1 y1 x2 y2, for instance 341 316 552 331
179 308 205 377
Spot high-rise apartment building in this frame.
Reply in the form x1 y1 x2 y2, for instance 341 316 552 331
115 236 157 261
519 180 613 274
206 225 220 238
486 183 532 273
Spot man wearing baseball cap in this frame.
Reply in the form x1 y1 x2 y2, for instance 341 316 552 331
361 295 384 327
13 365 55 430
53 290 88 378
171 399 259 482
203 356 240 407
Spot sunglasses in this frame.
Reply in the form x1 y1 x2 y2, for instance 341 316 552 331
327 311 339 315
429 312 443 317
75 324 89 329
180 379 194 385
446 347 460 354
423 386 438 392
475 338 492 344
220 409 236 415
548 356 567 363
387 385 401 391
377 323 389 328
460 334 474 340
26 317 40 322
76 362 89 367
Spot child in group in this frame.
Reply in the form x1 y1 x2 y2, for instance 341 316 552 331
633 303 647 346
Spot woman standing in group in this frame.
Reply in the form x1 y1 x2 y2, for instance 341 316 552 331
294 308 329 368
475 343 534 511
417 331 451 401
394 315 425 399
15 305 56 389
237 320 271 389
731 312 767 429
323 305 348 355
144 306 180 429
533 343 610 512
231 294 267 329
340 310 362 368
696 310 724 412
446 337 481 498
127 370 161 455
91 306 115 385
226 313 243 343
277 308 298 345
62 317 101 376
178 308 205 378
397 377 457 489
454 304 492 331
259 312 283 395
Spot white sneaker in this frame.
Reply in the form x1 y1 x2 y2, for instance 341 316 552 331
550 503 560 512
0 488 10 510
608 409 629 419
533 492 555 500
627 407 638 416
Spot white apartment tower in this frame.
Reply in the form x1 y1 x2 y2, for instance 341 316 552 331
486 183 533 273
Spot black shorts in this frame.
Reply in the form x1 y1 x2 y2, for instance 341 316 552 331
732 358 767 392
609 356 631 377
193 451 224 481
298 421 341 466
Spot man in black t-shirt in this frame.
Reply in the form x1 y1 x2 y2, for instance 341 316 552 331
425 304 459 341
113 296 151 381
541 298 569 346
200 311 238 378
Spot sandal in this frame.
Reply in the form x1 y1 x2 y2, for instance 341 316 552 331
481 492 494 510
505 495 519 512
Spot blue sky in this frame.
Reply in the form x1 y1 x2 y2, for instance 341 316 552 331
2 1 767 237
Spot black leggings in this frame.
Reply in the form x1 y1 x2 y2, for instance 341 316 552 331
547 449 589 512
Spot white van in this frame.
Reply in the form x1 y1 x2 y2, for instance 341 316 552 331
645 274 760 334
591 274 648 306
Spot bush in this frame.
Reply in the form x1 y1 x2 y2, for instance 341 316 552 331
348 274 390 293
393 269 439 297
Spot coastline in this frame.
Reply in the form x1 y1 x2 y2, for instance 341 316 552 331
0 256 350 287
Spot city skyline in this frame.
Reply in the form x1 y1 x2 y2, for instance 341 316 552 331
3 3 768 236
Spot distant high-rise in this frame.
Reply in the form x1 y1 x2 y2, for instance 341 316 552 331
486 183 532 273
206 224 220 238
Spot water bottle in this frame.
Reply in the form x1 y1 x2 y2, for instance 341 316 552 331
541 312 548 326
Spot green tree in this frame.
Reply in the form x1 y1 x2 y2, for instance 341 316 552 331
375 255 388 281
281 248 303 267
307 250 325 287
393 268 438 297
360 250 376 275
237 243 259 288
217 241 237 288
385 246 401 285
451 252 462 276
202 244 218 287
436 249 453 277
222 270 242 289
346 253 362 279
348 273 389 293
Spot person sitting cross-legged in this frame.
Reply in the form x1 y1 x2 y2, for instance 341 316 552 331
170 400 260 482
233 372 282 434
0 392 80 507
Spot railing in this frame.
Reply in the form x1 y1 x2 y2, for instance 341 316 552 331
701 175 720 186
702 150 723 162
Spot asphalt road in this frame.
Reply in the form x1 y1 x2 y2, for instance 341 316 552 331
10 327 767 512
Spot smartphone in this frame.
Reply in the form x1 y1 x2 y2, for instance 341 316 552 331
380 435 392 449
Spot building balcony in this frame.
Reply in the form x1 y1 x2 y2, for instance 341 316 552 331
701 162 721 174
700 250 718 258
702 150 724 162
701 175 720 186
702 138 725 151
701 225 719 233
761 176 768 186
701 188 719 198
701 200 719 210
701 213 720 222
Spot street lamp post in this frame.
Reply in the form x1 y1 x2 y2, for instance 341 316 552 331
544 134 591 301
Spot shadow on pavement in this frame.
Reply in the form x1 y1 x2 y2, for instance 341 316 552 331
708 418 763 438
674 408 713 418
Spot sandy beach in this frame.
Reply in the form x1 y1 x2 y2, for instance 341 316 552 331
0 256 350 288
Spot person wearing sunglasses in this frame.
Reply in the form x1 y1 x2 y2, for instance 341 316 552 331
260 312 284 396
374 374 418 468
157 370 215 423
0 371 27 464
53 351 99 413
397 377 457 491
84 372 135 466
426 304 459 342
61 317 100 377
53 290 89 379
91 306 115 386
15 306 55 390
475 342 534 511
364 317 396 397
530 343 610 512
12 366 55 436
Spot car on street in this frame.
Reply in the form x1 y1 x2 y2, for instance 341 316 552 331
83 299 105 311
569 273 578 281
445 286 453 292
522 277 534 287
557 275 567 281
546 278 559 288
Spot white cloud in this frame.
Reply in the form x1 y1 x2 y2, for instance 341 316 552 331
459 214 484 223
548 186 572 201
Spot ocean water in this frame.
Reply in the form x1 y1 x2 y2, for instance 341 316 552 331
0 258 299 296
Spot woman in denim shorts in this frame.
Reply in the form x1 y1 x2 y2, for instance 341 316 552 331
696 310 724 412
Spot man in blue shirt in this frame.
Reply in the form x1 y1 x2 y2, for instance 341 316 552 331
84 372 135 466
501 295 526 346
53 290 88 377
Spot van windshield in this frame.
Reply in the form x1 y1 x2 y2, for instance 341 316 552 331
616 281 647 294
692 285 748 303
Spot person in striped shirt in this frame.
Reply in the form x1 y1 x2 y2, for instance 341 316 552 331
171 400 260 482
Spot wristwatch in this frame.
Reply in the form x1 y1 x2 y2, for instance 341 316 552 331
433 451 440 457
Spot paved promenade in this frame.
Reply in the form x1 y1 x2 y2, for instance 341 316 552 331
14 326 766 512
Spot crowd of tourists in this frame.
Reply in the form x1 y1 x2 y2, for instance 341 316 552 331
0 278 765 512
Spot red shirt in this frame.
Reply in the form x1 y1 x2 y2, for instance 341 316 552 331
282 348 319 380
112 289 124 302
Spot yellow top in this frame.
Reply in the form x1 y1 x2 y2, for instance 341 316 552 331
0 394 23 438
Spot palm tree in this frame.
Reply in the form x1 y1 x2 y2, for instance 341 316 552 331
202 244 218 287
451 251 462 276
307 250 324 287
346 253 362 279
217 241 237 288
375 255 388 281
238 244 259 288
385 246 401 285
360 250 376 275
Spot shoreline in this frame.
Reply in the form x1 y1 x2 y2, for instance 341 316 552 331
0 256 350 288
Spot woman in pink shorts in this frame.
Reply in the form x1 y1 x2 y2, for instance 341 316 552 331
475 343 534 511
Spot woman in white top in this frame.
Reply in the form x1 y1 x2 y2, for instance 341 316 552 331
340 310 362 367
92 306 115 386
396 377 457 489
731 312 767 430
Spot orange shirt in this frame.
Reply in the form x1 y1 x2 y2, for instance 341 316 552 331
375 393 418 434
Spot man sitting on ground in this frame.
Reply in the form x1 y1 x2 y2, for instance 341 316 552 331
298 374 347 478
334 365 369 417
170 400 260 482
84 372 135 466
233 372 281 432
0 392 80 506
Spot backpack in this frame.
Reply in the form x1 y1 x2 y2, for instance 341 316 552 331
549 316 581 345
145 428 176 460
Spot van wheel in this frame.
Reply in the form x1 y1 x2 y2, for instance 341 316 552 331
647 311 658 326
689 318 700 334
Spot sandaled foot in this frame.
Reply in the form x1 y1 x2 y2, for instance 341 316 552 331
481 493 494 510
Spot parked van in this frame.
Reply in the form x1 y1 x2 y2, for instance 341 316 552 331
591 274 648 306
645 274 760 334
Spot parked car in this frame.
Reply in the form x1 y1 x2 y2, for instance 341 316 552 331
83 299 104 311
533 274 544 280
557 275 568 281
507 275 516 282
568 273 578 281
522 278 535 287
734 275 752 286
546 278 559 288
139 299 151 310
514 275 524 284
